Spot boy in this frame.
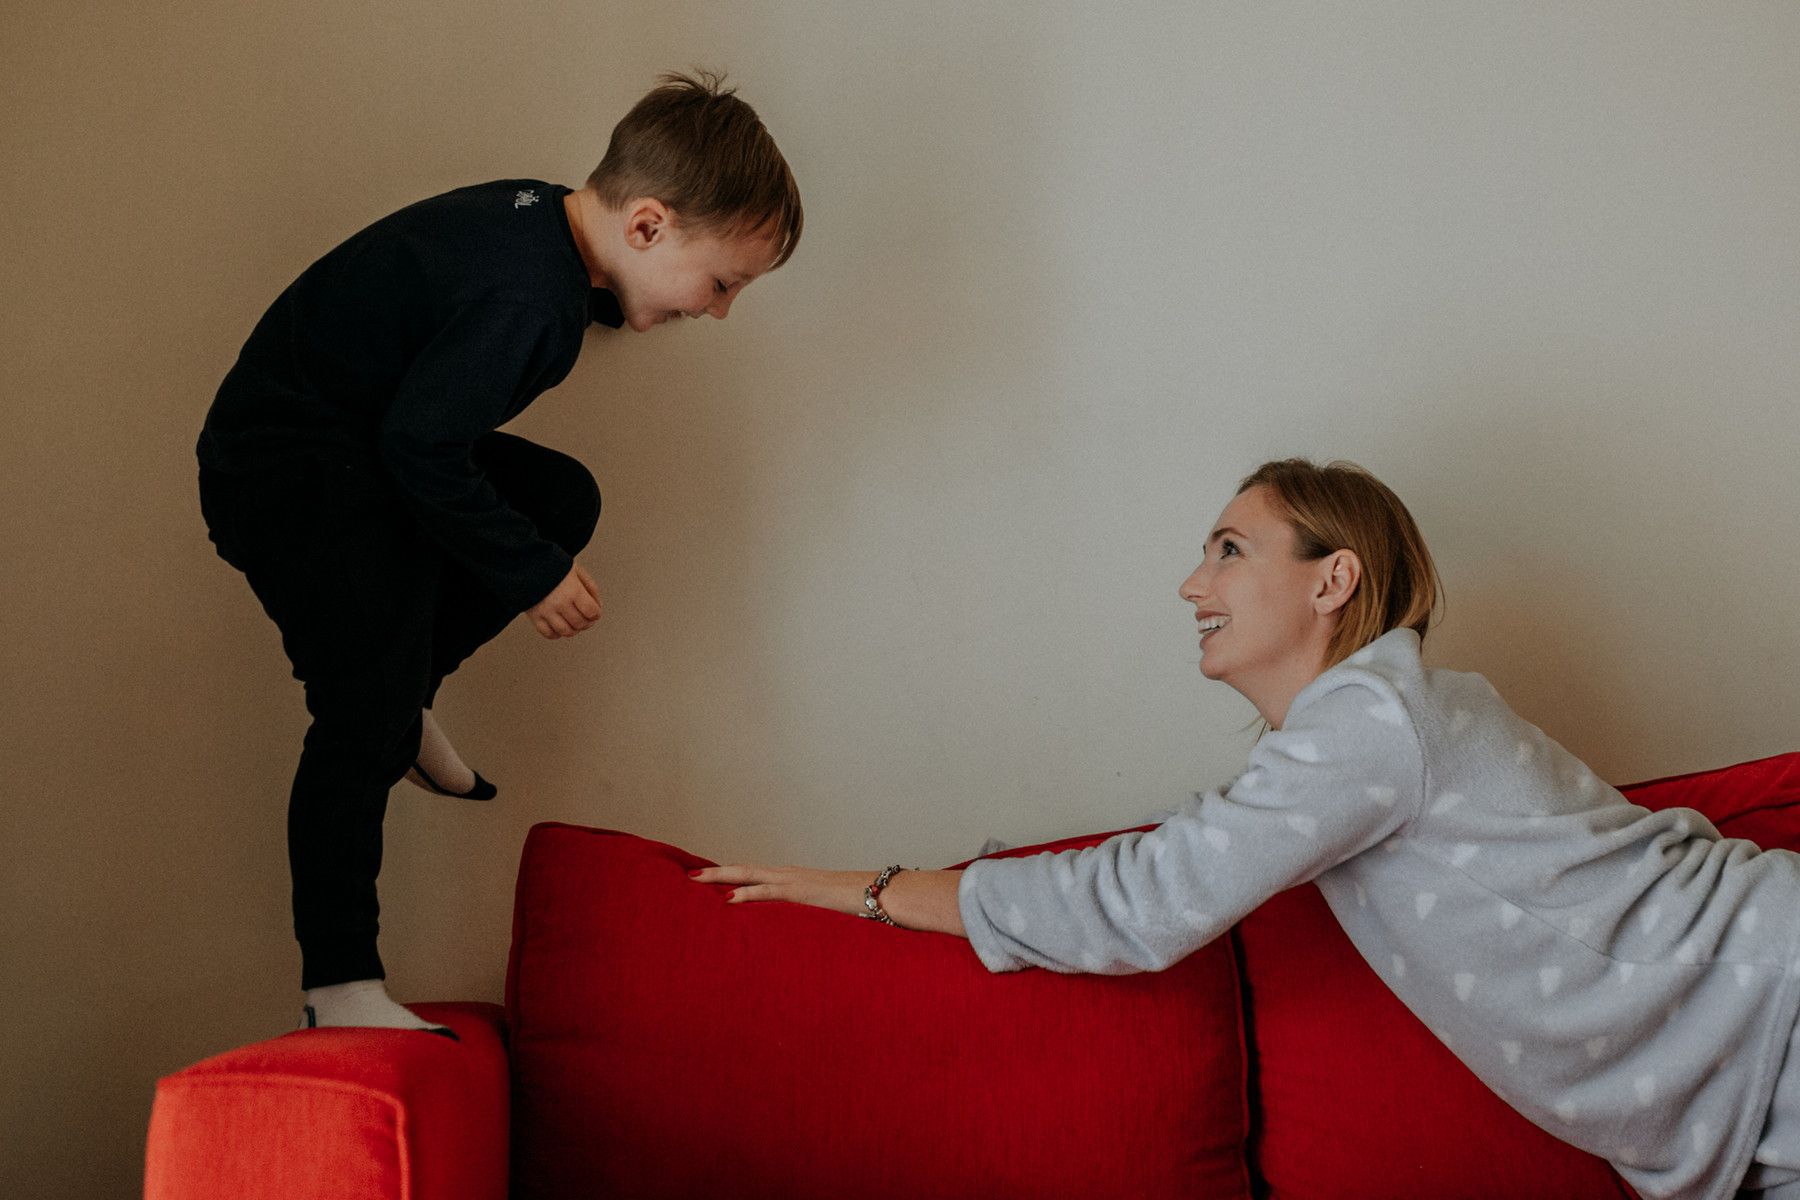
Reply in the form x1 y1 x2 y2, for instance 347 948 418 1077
198 71 802 1035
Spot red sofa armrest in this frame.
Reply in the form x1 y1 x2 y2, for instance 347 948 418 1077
145 1001 508 1200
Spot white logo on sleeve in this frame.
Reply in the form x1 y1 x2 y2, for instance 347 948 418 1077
514 189 540 208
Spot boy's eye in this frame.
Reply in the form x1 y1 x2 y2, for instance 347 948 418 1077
714 279 728 294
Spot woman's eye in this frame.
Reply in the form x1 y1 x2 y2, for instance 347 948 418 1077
1220 539 1240 558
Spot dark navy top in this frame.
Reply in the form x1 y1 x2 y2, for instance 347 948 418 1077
199 179 625 612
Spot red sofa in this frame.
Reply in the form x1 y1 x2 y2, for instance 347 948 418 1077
145 752 1800 1199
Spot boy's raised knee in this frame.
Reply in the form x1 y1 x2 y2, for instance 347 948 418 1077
545 468 601 555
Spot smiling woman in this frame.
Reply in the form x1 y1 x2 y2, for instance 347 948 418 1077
1181 460 1440 727
694 457 1800 1200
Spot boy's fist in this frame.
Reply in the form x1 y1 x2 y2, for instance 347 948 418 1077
527 562 602 639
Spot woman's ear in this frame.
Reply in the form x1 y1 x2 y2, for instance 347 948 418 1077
1314 549 1361 616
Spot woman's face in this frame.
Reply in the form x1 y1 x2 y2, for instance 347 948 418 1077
1178 486 1345 715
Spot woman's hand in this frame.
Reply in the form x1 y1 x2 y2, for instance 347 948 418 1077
689 865 872 916
690 864 968 937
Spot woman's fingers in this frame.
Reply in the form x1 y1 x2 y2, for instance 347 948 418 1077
689 865 881 918
724 883 786 904
690 863 782 885
690 864 818 905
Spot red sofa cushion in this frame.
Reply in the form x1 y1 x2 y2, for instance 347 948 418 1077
1237 750 1800 1200
505 824 1252 1200
144 1001 508 1200
1621 752 1800 849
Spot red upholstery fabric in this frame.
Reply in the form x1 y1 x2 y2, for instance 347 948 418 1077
1622 752 1800 850
1237 885 1634 1200
144 1001 508 1200
1236 750 1800 1200
505 824 1252 1200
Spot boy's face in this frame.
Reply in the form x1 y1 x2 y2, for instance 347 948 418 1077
608 200 778 333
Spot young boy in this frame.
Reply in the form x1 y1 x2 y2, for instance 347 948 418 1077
198 72 802 1035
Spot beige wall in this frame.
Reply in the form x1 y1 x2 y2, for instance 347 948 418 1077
5 2 1799 1194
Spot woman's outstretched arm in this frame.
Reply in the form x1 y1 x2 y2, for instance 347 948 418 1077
689 864 967 937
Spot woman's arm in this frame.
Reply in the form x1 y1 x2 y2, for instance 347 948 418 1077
691 682 1419 971
689 864 967 937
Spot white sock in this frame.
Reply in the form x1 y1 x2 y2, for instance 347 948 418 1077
410 708 476 794
302 979 446 1032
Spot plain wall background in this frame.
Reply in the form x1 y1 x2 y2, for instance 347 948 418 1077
5 2 1798 1194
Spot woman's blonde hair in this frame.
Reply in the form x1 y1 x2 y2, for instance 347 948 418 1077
1237 459 1441 670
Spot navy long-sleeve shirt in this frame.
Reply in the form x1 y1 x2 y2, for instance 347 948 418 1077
198 179 624 613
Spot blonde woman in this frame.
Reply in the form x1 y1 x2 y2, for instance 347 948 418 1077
696 459 1800 1200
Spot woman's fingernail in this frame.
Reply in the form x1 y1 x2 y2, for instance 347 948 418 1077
686 869 702 878
726 890 738 901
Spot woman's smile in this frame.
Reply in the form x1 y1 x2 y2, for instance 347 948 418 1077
1177 484 1360 727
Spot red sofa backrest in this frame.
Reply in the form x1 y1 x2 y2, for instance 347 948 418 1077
1238 750 1800 1200
504 751 1798 1199
506 826 1254 1199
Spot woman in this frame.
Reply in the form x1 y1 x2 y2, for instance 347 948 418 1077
694 459 1800 1200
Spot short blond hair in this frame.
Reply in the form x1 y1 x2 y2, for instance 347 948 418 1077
1238 459 1441 670
589 70 803 269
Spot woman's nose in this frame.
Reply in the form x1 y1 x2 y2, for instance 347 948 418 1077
1179 565 1207 601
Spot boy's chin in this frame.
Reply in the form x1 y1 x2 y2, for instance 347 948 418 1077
626 309 686 332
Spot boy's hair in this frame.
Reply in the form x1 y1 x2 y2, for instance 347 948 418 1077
1238 458 1442 670
590 70 803 269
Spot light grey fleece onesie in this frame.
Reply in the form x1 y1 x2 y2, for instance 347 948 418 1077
958 628 1800 1200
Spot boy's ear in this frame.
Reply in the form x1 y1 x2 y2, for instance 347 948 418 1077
621 198 673 250
1313 549 1361 616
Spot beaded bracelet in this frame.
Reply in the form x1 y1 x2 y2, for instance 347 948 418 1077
860 864 906 926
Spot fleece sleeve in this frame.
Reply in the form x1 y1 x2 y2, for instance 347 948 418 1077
376 301 576 613
958 675 1427 974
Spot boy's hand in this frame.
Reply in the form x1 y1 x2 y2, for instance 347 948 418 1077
527 562 602 639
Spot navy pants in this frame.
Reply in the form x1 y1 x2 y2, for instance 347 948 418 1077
199 433 599 989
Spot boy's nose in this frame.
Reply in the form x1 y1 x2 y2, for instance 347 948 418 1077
708 292 736 320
